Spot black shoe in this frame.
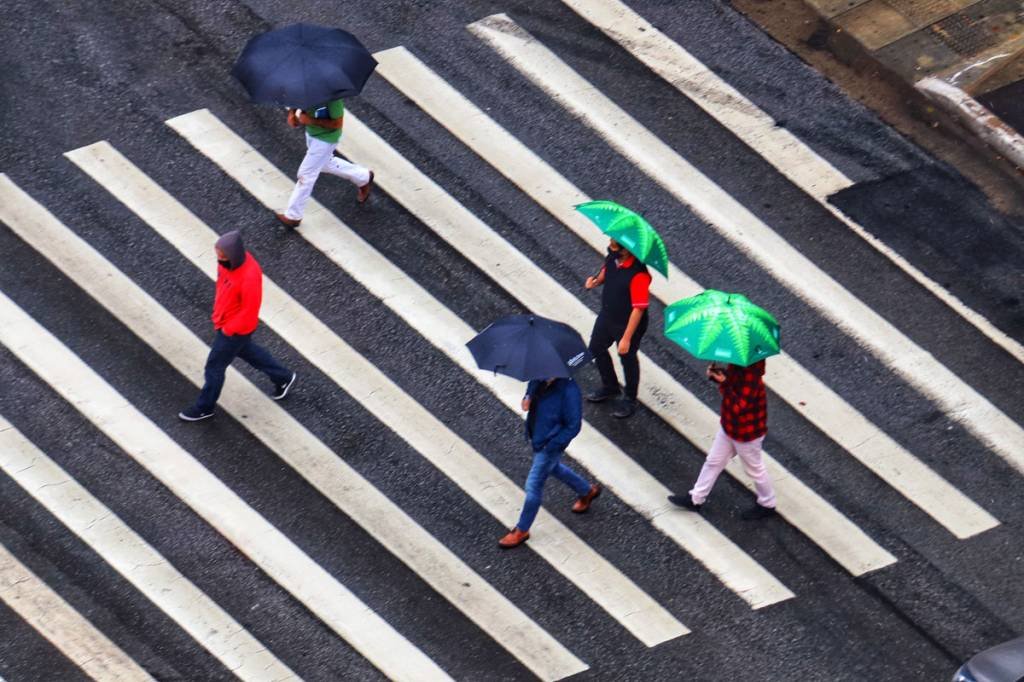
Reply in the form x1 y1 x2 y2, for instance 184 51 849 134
612 397 637 419
178 407 214 422
272 373 297 401
667 494 703 513
741 504 778 520
585 386 621 403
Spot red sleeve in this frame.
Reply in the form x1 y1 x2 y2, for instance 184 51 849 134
629 272 652 308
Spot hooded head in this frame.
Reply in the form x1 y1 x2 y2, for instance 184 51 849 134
215 230 246 270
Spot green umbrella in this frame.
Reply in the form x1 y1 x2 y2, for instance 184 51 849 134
575 200 669 278
664 289 780 366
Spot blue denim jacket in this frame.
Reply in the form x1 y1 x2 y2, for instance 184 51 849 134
524 378 583 454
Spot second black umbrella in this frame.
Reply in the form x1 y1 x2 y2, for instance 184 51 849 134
467 314 592 381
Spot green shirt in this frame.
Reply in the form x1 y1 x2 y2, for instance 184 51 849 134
305 98 345 144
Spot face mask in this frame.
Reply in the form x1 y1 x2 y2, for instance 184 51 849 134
218 258 232 269
607 247 620 258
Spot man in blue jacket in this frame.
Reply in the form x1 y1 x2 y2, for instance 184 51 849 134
499 377 602 549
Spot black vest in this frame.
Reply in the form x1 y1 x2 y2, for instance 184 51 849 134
600 253 649 328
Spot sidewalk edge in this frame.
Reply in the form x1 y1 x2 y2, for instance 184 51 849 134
916 76 1024 170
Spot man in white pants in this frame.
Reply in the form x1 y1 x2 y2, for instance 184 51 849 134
275 98 374 228
668 360 778 520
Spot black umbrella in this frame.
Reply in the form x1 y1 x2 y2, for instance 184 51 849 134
467 314 592 381
231 24 377 109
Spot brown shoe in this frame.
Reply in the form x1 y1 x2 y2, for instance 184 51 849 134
572 484 602 513
357 170 374 203
275 212 301 228
498 527 530 549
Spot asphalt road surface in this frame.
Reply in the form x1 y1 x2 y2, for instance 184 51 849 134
1 1 1022 680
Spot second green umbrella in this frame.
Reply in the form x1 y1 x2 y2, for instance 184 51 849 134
664 289 780 367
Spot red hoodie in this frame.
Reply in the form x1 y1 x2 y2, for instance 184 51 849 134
211 251 262 336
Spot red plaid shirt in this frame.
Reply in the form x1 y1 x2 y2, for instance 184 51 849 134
718 361 767 442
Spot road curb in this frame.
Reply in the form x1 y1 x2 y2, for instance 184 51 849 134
794 0 1024 171
915 76 1024 170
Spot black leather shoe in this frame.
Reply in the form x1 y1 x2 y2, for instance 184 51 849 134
585 386 621 403
667 494 703 513
741 504 778 520
612 397 637 419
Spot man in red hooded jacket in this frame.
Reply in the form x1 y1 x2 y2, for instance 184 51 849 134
178 231 296 421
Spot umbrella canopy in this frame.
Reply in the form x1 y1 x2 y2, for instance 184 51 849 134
231 24 377 108
664 289 780 367
466 314 592 381
575 200 669 278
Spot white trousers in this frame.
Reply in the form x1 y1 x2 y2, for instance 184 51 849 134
689 428 776 508
284 133 371 220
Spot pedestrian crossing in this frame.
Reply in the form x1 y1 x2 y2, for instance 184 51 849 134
559 0 1024 368
0 417 287 682
166 108 795 608
66 140 689 648
369 45 999 542
0 3 1020 678
468 13 1024 479
0 176 579 681
0 526 154 682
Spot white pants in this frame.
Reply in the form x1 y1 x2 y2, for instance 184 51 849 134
284 133 371 220
689 428 776 508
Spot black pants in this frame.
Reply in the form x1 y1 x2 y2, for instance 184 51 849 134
588 314 648 399
194 330 292 411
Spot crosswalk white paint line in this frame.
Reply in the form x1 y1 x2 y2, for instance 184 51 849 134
167 109 793 609
562 0 851 197
68 140 688 648
0 418 299 681
0 177 457 682
339 112 897 576
371 46 1000 540
0 513 155 681
561 0 1024 368
469 13 1024 478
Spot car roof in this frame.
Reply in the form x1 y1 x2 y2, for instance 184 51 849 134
968 635 1024 681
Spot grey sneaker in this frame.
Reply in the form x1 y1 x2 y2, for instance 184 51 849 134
271 373 297 400
178 407 214 422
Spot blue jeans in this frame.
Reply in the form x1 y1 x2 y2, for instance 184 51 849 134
516 449 591 531
193 330 292 412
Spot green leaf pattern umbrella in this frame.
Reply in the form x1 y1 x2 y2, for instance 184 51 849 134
664 289 780 366
575 200 670 278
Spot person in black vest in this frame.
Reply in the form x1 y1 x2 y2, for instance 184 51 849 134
584 239 652 418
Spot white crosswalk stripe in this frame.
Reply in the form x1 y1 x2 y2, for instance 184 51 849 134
168 108 795 609
468 13 1024 478
370 46 1000 540
0 527 156 681
559 0 1024 367
67 139 689 649
0 176 464 682
0 417 297 681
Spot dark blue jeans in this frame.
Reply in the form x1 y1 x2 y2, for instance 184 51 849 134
193 330 292 412
516 449 591 531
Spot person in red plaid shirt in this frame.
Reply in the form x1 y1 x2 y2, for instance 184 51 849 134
668 360 778 520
